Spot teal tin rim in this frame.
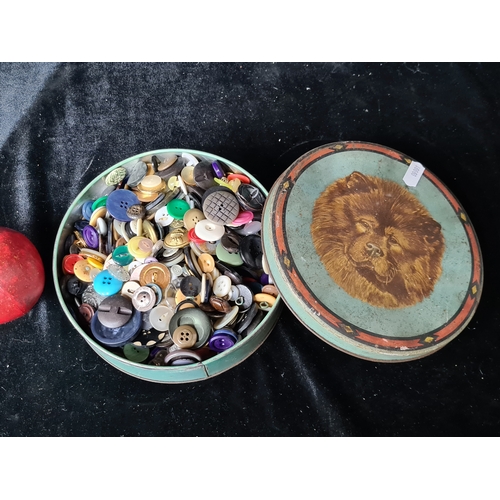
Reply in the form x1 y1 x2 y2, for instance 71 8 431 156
262 141 483 362
53 149 282 383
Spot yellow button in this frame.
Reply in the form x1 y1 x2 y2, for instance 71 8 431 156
87 257 104 270
253 293 276 307
142 219 158 243
198 253 215 273
73 259 94 282
128 236 154 259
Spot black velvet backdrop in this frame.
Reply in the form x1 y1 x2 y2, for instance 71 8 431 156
0 62 498 437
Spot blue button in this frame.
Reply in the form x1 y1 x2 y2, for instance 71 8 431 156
93 270 122 296
82 201 94 221
90 306 142 347
106 189 140 222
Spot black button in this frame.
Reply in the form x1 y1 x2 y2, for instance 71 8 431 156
239 234 263 269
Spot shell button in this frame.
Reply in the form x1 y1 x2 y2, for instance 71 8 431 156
97 295 134 328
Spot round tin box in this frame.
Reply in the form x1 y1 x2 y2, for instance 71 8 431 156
53 149 282 383
262 141 483 362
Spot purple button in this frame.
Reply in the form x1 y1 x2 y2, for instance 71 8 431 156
208 329 238 352
82 225 100 249
211 160 225 179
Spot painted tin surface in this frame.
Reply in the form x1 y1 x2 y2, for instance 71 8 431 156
262 141 483 362
53 149 282 383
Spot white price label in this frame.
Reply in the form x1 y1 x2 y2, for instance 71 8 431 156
403 161 425 187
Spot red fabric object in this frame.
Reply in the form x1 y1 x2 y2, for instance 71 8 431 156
0 227 45 324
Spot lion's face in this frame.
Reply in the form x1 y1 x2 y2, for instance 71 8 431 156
310 172 445 309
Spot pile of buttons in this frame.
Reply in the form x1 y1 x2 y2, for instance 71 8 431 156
59 152 279 367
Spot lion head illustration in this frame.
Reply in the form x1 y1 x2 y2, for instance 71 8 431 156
310 172 445 309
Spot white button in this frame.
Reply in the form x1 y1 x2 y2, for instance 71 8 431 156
130 263 149 282
235 221 262 236
213 306 239 329
213 275 232 297
96 217 107 235
194 219 225 242
155 206 174 227
182 152 199 166
121 280 140 298
149 305 175 332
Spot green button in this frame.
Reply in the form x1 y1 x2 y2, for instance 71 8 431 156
216 241 243 266
167 199 190 219
123 343 150 363
91 196 108 211
112 245 134 266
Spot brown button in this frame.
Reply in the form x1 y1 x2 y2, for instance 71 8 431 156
126 204 146 220
209 296 232 313
262 285 279 297
139 262 171 289
172 325 198 348
78 303 94 323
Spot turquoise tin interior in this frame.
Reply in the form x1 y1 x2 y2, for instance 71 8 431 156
53 149 282 384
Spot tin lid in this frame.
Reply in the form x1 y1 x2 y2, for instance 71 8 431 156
262 141 483 362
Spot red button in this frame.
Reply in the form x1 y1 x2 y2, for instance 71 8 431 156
62 254 84 274
188 228 206 244
227 173 251 184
